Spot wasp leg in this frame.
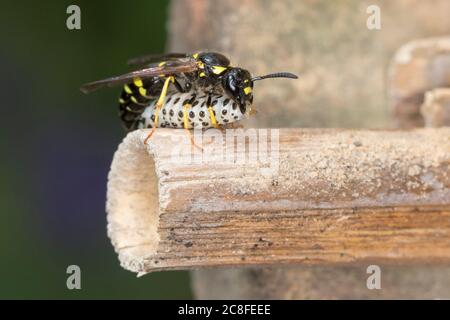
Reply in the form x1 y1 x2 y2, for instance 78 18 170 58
144 76 174 144
207 95 221 129
183 99 203 151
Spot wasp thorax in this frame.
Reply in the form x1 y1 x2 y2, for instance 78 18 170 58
196 52 231 78
222 68 254 114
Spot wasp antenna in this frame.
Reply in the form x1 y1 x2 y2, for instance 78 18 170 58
252 72 298 81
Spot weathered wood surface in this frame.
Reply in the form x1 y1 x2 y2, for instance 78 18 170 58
106 128 450 275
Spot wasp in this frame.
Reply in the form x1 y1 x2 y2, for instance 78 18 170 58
80 52 298 144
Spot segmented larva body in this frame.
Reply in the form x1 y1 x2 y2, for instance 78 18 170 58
135 91 246 129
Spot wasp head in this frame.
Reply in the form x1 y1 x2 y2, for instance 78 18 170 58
223 68 298 114
222 68 254 114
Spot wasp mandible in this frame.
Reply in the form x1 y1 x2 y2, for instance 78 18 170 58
81 52 298 144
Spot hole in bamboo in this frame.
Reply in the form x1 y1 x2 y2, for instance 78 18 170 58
107 134 160 272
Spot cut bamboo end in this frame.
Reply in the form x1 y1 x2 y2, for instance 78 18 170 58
106 128 450 275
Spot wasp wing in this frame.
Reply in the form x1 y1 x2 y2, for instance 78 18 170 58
127 53 189 67
80 59 198 94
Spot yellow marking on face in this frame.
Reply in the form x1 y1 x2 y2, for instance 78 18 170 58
130 96 138 103
244 79 249 83
139 87 147 96
212 66 227 75
124 84 132 94
244 86 252 95
199 71 206 77
197 61 204 69
192 53 199 59
133 78 143 87
158 61 166 67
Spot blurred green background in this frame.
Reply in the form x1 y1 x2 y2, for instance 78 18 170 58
0 1 192 299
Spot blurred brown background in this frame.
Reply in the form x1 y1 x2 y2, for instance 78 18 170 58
170 0 450 128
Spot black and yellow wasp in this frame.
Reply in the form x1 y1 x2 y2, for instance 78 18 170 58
81 52 298 143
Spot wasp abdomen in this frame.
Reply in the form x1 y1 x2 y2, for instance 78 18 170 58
118 77 163 131
136 92 245 129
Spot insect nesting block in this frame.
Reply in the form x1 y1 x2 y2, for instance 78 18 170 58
106 128 450 276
